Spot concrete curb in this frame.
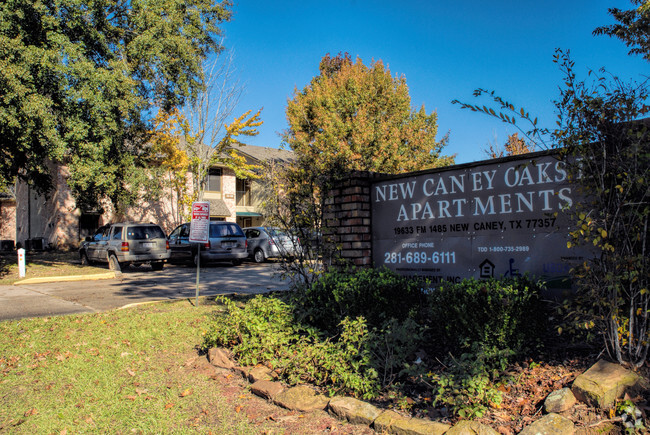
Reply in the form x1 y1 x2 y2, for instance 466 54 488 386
13 272 116 285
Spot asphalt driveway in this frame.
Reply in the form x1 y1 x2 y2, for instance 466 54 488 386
0 261 292 321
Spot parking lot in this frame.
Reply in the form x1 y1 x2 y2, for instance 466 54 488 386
0 261 292 321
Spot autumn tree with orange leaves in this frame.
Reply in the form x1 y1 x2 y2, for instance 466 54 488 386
484 133 535 159
285 53 453 176
264 53 453 282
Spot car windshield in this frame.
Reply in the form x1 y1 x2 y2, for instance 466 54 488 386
266 228 288 238
126 226 165 240
210 223 244 237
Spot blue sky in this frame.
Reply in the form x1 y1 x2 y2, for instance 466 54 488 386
221 0 648 164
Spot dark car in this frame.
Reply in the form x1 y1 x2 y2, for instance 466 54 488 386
168 221 247 266
79 222 170 271
243 227 302 263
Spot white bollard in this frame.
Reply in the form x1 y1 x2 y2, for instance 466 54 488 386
18 248 26 278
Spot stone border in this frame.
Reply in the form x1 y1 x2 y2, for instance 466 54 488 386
208 348 650 434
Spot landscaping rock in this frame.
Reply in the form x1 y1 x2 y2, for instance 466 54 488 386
544 387 577 413
186 355 224 377
572 359 646 408
327 396 381 426
446 420 500 435
372 410 450 435
233 366 250 379
518 413 574 435
207 347 234 369
273 385 329 412
373 410 402 433
247 366 274 383
250 380 284 400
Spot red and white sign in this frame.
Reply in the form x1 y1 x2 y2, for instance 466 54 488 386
189 201 210 243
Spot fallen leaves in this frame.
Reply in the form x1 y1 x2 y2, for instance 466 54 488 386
24 408 38 417
179 388 192 397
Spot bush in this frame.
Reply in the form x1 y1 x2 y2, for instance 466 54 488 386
202 295 381 398
290 267 426 334
202 295 310 367
425 348 504 419
427 277 547 369
201 275 552 417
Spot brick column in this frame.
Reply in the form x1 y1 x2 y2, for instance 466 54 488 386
323 171 383 268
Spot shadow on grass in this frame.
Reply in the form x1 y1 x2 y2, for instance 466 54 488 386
0 254 12 278
0 250 86 280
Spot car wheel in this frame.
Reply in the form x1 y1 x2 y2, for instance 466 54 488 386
232 259 243 266
193 253 200 267
254 248 265 263
151 261 164 271
108 254 121 272
80 251 92 266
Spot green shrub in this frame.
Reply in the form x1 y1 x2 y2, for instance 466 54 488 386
368 318 427 388
202 295 381 398
427 277 547 369
290 267 426 333
282 316 380 399
202 275 550 417
202 295 312 367
424 348 504 419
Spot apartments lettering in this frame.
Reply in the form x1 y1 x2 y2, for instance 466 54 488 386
374 160 572 223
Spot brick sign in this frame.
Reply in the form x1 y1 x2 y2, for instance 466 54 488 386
371 152 591 287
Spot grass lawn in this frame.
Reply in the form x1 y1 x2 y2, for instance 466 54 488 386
0 300 271 434
0 251 107 285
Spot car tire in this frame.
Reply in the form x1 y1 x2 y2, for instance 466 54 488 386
254 248 265 263
232 259 243 266
108 253 121 272
151 261 164 271
193 253 200 267
80 251 92 266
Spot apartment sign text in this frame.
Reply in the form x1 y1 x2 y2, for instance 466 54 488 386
371 153 588 287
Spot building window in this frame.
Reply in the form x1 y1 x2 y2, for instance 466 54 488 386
205 168 222 192
236 178 251 206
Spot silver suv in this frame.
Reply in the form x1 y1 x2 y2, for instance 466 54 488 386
79 222 170 271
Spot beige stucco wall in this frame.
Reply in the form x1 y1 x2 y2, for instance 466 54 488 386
11 163 264 249
202 167 237 222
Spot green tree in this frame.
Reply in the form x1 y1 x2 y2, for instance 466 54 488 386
0 0 232 210
285 53 454 177
594 0 650 61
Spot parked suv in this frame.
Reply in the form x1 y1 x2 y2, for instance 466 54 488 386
244 227 301 263
168 221 247 266
79 222 170 271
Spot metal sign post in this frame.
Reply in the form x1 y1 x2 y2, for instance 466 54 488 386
189 201 210 306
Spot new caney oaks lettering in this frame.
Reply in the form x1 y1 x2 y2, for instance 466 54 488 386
370 152 591 289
